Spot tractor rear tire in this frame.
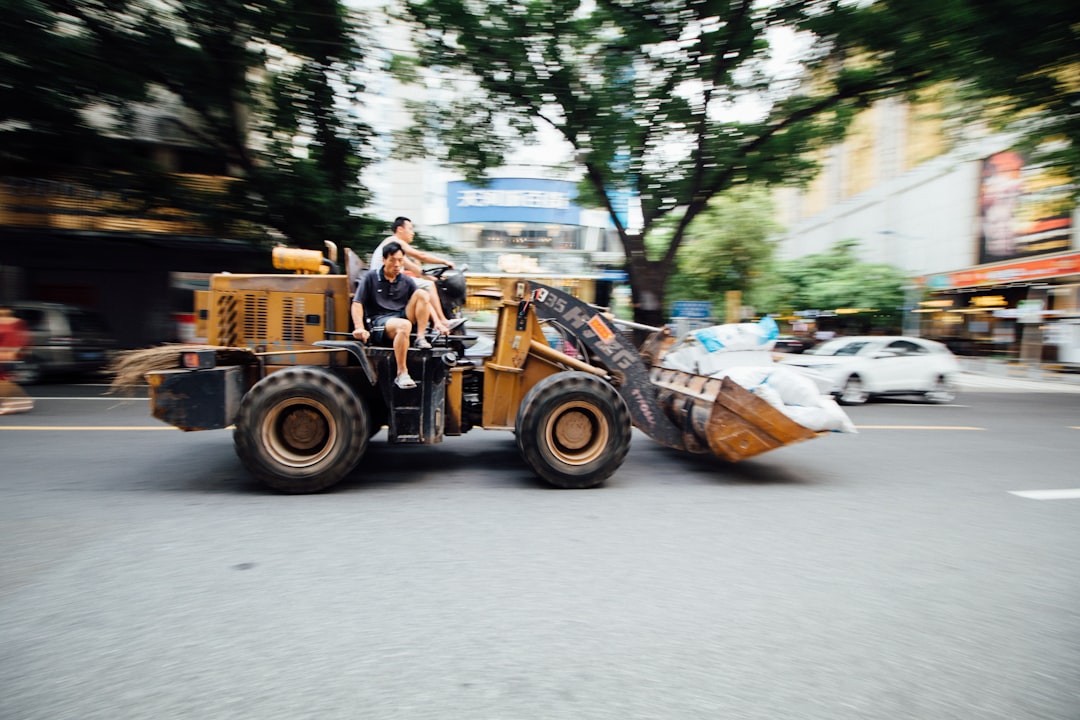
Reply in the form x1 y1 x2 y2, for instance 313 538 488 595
515 372 631 489
234 367 369 493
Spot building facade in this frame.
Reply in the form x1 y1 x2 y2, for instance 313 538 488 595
0 100 269 350
775 99 1080 363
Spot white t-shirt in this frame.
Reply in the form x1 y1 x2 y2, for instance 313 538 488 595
370 235 434 290
369 236 397 272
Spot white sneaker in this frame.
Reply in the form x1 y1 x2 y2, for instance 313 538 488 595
414 336 432 350
394 372 417 389
445 318 466 331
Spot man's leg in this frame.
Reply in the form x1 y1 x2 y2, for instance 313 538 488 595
406 293 433 348
425 280 451 327
415 277 449 333
424 277 466 331
383 318 412 379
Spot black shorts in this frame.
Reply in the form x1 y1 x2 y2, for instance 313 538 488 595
369 310 408 345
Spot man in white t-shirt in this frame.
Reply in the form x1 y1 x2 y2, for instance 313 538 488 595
371 217 461 334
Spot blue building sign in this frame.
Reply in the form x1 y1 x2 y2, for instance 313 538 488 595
448 178 582 226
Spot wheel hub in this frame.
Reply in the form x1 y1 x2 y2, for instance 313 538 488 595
554 409 592 450
263 398 335 467
544 400 609 466
281 408 327 450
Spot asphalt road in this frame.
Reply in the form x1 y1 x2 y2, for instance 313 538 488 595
1 382 1078 720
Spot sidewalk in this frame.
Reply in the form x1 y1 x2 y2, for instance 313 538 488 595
957 357 1080 393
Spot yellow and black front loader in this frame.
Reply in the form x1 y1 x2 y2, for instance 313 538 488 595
135 247 823 493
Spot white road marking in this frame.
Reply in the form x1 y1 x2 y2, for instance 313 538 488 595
1009 489 1080 500
876 404 970 408
0 425 235 431
855 425 985 431
24 397 148 401
0 426 175 431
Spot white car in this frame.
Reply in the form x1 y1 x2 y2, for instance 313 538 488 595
776 335 961 405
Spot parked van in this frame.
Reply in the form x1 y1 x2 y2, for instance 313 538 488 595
8 302 117 384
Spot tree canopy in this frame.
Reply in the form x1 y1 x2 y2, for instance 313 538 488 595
774 240 905 313
397 0 1079 325
1 0 379 248
747 239 907 332
654 186 780 305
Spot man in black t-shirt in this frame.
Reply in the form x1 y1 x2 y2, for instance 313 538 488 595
351 241 436 389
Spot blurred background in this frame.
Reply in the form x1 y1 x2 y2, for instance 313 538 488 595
1 0 1077 368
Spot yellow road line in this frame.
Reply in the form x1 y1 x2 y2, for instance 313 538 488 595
855 425 986 431
0 426 178 431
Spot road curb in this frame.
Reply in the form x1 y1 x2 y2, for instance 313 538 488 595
959 358 1080 386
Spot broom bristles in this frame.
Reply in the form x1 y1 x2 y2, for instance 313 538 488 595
108 345 255 394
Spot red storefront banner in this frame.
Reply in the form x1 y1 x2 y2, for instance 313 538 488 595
929 252 1080 289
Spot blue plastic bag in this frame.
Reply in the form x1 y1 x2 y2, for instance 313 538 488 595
692 316 779 352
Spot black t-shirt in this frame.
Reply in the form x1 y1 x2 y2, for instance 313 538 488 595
353 268 418 315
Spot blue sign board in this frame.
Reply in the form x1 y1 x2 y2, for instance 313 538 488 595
448 178 582 225
671 300 713 319
926 274 950 290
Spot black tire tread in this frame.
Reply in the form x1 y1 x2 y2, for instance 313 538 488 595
234 366 368 493
515 372 631 489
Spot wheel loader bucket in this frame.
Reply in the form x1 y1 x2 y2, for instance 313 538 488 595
519 281 824 463
649 367 821 462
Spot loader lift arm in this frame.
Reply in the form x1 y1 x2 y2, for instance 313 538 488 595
524 283 686 451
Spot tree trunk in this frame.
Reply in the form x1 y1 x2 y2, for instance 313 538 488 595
627 258 671 334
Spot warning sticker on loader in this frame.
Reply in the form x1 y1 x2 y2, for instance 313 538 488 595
588 314 616 343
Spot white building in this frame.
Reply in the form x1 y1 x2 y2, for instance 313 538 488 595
774 99 1080 361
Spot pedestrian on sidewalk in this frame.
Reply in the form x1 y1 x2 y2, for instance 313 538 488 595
0 306 34 415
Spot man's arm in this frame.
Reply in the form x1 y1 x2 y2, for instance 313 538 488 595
350 301 369 342
351 274 371 342
402 240 454 270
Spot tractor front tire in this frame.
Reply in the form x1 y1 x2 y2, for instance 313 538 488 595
515 372 631 489
234 367 368 493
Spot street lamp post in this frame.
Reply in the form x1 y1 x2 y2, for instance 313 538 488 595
902 284 923 336
879 230 922 337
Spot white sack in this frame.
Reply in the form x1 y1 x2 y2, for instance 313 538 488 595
711 365 857 434
756 365 823 408
659 344 700 373
697 349 775 376
781 397 858 434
